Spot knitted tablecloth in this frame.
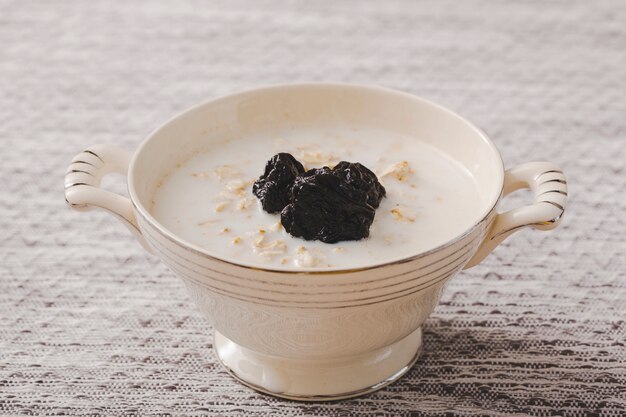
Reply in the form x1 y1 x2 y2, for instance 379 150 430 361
1 1 625 415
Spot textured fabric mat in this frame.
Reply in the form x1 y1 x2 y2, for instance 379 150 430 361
1 0 625 415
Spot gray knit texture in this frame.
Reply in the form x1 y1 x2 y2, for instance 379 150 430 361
1 0 625 415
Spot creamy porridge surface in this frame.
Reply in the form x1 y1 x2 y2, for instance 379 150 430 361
150 126 483 269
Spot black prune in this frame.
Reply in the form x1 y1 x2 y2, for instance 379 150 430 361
252 153 386 243
281 172 376 243
331 161 386 208
291 166 332 195
292 167 372 211
252 153 305 213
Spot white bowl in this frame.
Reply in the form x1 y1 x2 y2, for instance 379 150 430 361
64 84 567 401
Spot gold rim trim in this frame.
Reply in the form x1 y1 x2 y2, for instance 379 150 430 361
66 169 94 176
164 252 466 306
134 200 499 276
69 160 97 167
141 221 477 290
537 189 567 197
168 261 460 309
154 235 472 297
83 149 104 163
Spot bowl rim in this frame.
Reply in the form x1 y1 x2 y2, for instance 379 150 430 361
127 82 505 274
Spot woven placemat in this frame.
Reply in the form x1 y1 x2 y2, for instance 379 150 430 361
1 0 624 415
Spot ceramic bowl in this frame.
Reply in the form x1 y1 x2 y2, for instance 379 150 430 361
64 84 567 401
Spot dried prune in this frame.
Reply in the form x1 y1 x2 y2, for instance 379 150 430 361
291 166 331 193
253 153 386 243
331 161 386 208
252 153 305 213
281 172 376 243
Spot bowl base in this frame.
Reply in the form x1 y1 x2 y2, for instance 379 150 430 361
214 327 422 401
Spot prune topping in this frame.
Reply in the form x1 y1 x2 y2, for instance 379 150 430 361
252 153 386 243
252 153 305 213
331 161 386 208
281 173 376 243
291 167 332 196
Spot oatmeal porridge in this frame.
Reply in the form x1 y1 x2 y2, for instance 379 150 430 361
150 126 483 269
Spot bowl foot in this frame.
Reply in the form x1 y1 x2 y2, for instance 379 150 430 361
214 327 422 401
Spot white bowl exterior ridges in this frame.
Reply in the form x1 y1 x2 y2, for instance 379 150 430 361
136 206 496 360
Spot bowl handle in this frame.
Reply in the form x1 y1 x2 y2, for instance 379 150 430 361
64 144 153 253
464 162 567 268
